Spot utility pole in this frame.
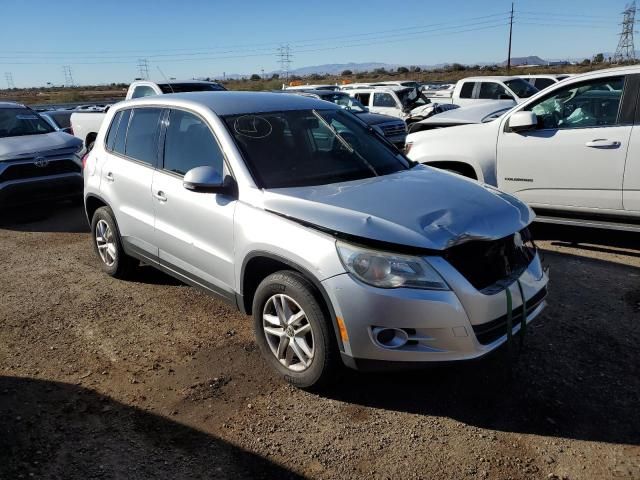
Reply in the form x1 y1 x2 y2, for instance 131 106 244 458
137 58 150 80
4 72 15 89
277 44 293 82
62 65 74 86
507 2 514 73
614 1 637 63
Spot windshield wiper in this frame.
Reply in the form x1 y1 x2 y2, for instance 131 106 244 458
312 110 378 177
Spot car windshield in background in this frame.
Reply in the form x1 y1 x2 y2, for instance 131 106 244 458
320 93 367 112
397 88 430 108
224 109 410 189
504 79 539 98
158 83 226 93
0 108 54 138
45 111 72 129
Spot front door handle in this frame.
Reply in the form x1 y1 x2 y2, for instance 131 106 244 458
585 139 621 149
154 191 167 202
105 172 114 182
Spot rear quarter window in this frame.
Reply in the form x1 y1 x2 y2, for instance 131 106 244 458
459 82 475 99
112 109 131 155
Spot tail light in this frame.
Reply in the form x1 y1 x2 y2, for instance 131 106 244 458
81 153 89 170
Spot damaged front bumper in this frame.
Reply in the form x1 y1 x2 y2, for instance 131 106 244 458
322 250 548 369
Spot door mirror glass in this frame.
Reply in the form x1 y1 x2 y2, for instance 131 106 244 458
508 111 538 132
183 166 224 192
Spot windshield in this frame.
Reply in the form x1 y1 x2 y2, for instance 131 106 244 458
320 93 367 113
0 108 54 138
158 83 226 93
396 88 430 108
504 79 539 98
223 109 410 188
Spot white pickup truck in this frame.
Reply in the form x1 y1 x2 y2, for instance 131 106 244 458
423 76 539 107
71 80 225 149
406 66 640 231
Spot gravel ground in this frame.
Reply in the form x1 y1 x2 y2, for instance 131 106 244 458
1 203 638 479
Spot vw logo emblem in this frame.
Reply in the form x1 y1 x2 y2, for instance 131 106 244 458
34 156 49 168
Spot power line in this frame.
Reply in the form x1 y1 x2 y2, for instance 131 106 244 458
614 1 637 63
4 72 15 89
137 58 150 79
62 65 74 86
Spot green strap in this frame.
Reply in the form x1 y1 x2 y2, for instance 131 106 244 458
505 287 513 359
516 280 527 349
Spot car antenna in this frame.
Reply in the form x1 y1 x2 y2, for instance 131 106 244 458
156 66 175 93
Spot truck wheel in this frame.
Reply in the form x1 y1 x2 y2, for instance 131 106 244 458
252 271 338 390
91 207 137 278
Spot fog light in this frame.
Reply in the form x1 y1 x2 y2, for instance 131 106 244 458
373 327 409 349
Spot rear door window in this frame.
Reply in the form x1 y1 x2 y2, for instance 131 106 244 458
112 109 131 155
459 82 475 98
106 111 122 151
124 108 162 165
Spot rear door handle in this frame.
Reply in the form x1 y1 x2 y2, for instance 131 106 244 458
585 139 621 149
154 191 167 202
105 172 114 182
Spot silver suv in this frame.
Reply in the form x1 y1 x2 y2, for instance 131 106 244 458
84 92 548 388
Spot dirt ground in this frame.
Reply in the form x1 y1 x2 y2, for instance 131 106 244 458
0 203 638 480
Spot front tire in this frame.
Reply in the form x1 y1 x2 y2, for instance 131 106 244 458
91 206 137 278
252 271 338 389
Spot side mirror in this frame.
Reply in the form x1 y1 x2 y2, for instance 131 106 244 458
507 111 538 133
61 127 73 134
499 93 515 100
183 166 234 195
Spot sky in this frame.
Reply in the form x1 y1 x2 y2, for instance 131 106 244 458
0 0 626 87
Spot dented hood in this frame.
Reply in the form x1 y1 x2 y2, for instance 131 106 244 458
263 166 534 251
0 132 82 162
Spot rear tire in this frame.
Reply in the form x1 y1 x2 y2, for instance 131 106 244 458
252 271 338 390
91 206 137 279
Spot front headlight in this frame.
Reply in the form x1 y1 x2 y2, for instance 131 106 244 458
336 241 449 290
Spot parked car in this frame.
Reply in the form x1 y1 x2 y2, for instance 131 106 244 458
406 66 640 231
421 83 456 98
424 76 539 106
70 80 226 150
39 110 73 133
369 80 422 90
84 91 548 388
344 86 457 124
287 89 407 148
284 84 339 91
519 74 572 91
407 100 514 134
0 102 83 208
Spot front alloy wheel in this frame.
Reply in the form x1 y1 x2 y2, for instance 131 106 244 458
262 294 314 371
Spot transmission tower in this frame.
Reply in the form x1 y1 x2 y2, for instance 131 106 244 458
5 72 15 89
137 58 150 80
614 1 637 63
277 45 293 81
62 65 74 86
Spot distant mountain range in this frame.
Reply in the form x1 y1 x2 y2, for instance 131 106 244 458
218 52 616 79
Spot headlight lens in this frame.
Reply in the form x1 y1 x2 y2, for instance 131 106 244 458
336 241 449 290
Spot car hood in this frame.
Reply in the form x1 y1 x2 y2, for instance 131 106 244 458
354 111 403 126
0 132 82 162
262 166 533 251
414 100 515 126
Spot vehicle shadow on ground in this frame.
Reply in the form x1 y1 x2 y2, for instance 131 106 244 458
126 264 185 287
531 223 640 254
0 376 303 480
0 201 89 234
323 247 640 447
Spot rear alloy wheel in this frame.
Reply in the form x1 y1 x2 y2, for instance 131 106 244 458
91 206 137 278
253 271 338 389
